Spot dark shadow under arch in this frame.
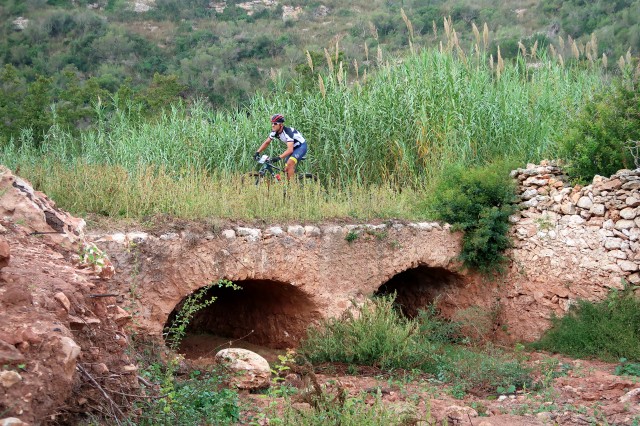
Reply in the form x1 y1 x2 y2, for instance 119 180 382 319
165 279 321 351
375 266 461 317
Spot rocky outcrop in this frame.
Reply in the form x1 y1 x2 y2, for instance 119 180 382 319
0 168 135 424
0 166 85 250
211 0 307 20
11 17 29 31
128 0 155 12
0 238 9 269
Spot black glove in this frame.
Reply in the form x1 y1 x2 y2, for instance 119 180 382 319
269 156 281 163
253 152 260 161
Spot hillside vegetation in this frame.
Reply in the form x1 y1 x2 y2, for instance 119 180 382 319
1 0 639 146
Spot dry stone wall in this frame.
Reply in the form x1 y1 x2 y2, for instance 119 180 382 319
487 163 640 342
512 162 640 285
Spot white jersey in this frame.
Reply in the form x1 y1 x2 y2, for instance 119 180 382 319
269 126 306 148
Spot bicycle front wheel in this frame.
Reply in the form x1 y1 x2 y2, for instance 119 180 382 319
241 172 264 186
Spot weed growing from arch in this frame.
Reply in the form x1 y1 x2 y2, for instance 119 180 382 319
163 279 240 351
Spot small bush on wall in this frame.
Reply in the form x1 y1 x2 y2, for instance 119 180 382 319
425 161 518 274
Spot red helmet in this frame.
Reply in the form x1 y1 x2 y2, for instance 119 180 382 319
270 114 285 124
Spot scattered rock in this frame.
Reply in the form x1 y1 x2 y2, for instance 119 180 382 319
54 292 71 312
0 238 9 268
215 348 271 390
0 371 22 388
619 387 640 403
0 418 29 426
12 17 29 31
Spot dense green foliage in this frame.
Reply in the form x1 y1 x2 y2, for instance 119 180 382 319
561 73 640 183
300 295 423 370
426 162 518 272
531 286 640 362
1 47 603 192
538 0 640 57
300 295 533 395
615 359 640 377
0 0 637 143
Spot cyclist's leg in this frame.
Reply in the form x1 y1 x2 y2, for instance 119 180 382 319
284 143 307 180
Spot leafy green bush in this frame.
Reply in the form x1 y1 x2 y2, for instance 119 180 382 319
531 286 640 362
615 358 640 377
300 294 533 396
426 162 518 273
561 76 639 184
299 295 429 370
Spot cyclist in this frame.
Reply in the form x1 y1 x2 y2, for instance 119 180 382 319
253 114 308 180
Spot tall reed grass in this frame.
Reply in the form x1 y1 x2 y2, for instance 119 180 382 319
1 43 606 220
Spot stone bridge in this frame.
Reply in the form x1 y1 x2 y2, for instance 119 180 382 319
94 222 474 349
93 165 640 350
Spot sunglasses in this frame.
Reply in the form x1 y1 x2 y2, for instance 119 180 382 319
271 122 281 126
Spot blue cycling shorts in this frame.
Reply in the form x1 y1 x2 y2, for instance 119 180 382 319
286 143 307 164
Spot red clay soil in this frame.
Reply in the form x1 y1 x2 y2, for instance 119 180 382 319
235 351 640 425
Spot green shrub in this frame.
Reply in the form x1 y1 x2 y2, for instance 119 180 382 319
300 295 534 396
436 345 533 395
531 286 640 362
299 295 430 370
426 161 518 273
415 301 462 345
135 361 239 426
615 358 640 377
561 76 639 184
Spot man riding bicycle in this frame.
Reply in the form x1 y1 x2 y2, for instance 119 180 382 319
253 114 308 180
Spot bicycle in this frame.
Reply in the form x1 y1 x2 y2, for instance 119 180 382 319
242 154 318 186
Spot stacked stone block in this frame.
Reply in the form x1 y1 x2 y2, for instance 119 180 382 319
511 161 640 285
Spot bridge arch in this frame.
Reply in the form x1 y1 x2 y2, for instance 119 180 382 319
375 265 462 317
164 279 321 352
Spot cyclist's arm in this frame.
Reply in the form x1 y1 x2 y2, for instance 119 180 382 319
256 136 273 154
279 141 294 159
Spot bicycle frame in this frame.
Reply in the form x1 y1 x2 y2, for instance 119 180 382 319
256 155 284 183
244 154 317 187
